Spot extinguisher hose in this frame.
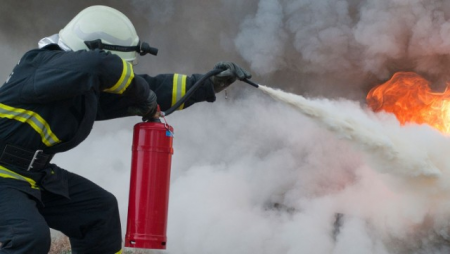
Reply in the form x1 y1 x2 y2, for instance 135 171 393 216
163 68 259 116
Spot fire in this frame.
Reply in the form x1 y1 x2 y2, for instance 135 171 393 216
366 72 450 134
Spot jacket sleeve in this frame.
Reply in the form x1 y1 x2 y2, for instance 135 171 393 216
96 75 151 120
28 49 149 103
96 73 217 120
139 73 216 112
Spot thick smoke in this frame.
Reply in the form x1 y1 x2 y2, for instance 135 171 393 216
257 85 450 253
3 0 450 253
233 0 450 97
234 0 288 74
259 85 443 178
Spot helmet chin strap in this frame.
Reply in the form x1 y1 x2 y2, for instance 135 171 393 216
84 39 158 56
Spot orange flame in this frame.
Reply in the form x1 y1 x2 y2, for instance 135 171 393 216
366 72 450 134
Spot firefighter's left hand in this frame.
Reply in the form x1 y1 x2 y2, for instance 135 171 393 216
211 61 252 93
128 90 158 120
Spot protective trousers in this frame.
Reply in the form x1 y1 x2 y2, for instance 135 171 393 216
0 171 122 254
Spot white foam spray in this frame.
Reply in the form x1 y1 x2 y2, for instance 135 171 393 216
258 85 441 178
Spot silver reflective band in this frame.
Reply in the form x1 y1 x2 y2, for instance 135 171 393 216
0 103 61 147
103 59 134 94
172 74 187 110
0 165 39 189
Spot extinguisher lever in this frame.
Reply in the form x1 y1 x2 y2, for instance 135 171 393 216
143 117 161 123
142 105 163 122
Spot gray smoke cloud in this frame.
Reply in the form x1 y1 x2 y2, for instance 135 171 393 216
235 0 288 74
231 0 450 97
3 0 450 253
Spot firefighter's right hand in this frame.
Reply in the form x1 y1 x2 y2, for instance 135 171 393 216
128 90 158 121
211 61 252 93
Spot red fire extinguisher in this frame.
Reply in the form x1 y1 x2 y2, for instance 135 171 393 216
124 69 221 250
124 68 259 250
125 115 174 249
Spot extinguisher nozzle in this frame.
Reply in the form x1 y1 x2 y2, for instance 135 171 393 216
242 79 259 88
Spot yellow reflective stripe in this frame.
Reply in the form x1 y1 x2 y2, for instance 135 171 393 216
180 75 187 110
172 74 178 106
0 165 39 189
104 59 135 94
115 249 122 254
0 103 61 147
171 73 187 110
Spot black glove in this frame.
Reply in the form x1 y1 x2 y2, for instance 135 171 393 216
128 90 158 121
211 61 252 93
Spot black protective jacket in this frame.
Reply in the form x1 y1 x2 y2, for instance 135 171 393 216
0 45 216 199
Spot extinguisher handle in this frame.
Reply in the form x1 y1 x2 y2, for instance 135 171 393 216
142 105 162 122
143 117 161 123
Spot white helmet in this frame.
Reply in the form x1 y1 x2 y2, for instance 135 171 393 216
59 5 157 62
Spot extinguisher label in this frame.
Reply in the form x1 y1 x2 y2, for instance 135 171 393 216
166 130 173 137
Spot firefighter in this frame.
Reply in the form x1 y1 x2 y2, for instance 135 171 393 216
0 5 251 254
